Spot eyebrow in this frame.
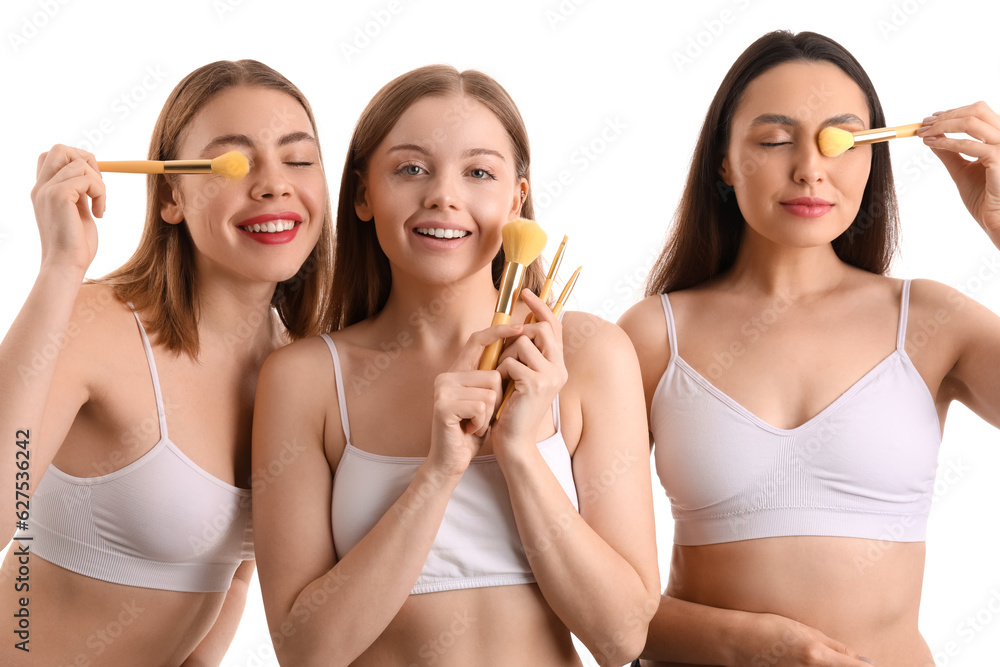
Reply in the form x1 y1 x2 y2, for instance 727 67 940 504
386 144 508 160
200 131 317 156
749 113 867 128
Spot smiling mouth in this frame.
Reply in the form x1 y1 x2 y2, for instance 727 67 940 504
238 220 298 233
415 227 470 239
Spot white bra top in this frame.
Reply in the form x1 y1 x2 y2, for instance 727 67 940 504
650 280 942 545
17 309 253 592
321 333 579 595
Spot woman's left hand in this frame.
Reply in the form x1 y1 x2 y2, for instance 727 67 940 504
919 101 1000 244
491 289 568 460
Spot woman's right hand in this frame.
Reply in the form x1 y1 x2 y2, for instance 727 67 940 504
731 613 873 666
427 322 523 479
30 145 106 274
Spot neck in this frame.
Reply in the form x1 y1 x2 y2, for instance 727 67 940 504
193 267 278 357
374 266 501 355
721 226 851 299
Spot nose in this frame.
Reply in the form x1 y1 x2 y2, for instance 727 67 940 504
792 141 826 185
248 155 292 200
422 172 459 210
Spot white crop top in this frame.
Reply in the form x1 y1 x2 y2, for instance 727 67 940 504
17 309 253 592
321 334 579 595
651 280 942 545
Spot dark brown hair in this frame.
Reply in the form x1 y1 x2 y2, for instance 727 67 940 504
328 64 543 330
96 59 334 355
646 30 899 295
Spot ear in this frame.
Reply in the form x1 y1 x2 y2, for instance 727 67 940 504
159 177 184 225
719 156 734 187
508 178 528 220
354 171 373 222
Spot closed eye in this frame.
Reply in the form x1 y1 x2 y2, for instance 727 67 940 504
760 142 791 147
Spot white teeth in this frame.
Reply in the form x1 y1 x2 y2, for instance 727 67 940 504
416 227 469 239
241 220 296 233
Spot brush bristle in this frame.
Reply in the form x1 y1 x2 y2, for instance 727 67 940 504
818 127 855 157
501 218 547 266
212 150 250 180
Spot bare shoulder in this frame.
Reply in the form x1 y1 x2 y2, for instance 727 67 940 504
58 285 135 387
562 310 638 371
259 333 337 400
907 277 999 346
616 295 668 362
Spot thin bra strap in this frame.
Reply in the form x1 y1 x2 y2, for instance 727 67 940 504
128 305 169 439
319 334 352 443
659 293 679 359
897 279 912 351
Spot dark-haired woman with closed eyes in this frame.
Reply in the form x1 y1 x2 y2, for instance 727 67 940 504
619 30 1000 667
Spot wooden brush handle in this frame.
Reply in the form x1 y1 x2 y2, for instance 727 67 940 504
478 312 510 371
97 160 165 174
892 122 924 139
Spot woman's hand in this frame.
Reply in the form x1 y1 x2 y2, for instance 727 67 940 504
729 612 873 667
491 289 568 459
30 145 106 275
918 101 1000 245
428 322 523 478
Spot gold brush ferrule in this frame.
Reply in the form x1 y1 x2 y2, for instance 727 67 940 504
163 160 214 174
853 128 899 144
494 262 528 317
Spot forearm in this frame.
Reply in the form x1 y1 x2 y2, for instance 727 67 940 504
180 561 255 667
502 448 655 666
273 464 459 666
641 594 748 665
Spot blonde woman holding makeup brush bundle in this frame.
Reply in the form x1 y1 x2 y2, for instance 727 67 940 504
619 31 1000 667
0 60 333 665
251 64 659 666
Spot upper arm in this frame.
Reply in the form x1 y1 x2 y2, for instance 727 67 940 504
251 338 340 629
563 312 660 595
919 279 1000 428
617 295 671 424
8 285 107 515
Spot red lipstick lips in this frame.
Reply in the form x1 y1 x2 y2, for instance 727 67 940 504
237 212 302 245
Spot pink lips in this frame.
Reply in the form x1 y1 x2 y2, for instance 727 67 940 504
780 197 833 218
236 211 302 245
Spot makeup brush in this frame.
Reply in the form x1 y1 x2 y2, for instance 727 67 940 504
97 150 250 180
478 219 548 371
817 123 924 157
495 265 581 420
492 235 567 417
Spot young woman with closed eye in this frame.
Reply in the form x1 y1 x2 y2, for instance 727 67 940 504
0 59 332 666
619 30 1000 667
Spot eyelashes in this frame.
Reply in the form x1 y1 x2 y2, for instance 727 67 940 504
394 163 498 180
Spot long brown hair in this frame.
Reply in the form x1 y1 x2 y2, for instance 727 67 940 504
96 59 334 356
328 64 544 330
646 31 900 296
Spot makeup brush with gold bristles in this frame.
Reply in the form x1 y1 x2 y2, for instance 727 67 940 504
817 123 926 157
495 264 581 420
819 112 1000 156
97 150 250 180
478 219 548 371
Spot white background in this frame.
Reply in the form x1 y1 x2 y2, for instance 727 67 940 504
1 1 998 665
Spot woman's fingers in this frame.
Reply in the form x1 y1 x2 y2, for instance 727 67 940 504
452 323 524 371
